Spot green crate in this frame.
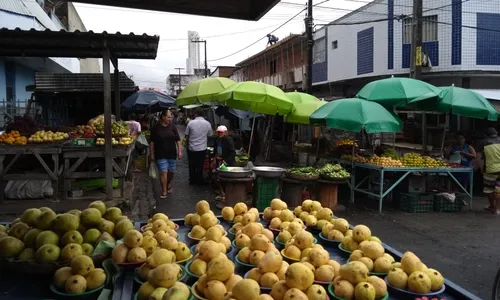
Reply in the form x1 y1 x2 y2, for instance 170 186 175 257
71 138 95 147
433 194 464 212
254 177 279 211
399 193 434 213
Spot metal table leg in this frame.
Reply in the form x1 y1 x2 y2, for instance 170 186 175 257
379 169 384 213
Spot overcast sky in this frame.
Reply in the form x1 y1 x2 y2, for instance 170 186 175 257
74 0 367 90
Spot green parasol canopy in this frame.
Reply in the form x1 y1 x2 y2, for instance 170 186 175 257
408 85 499 121
215 81 293 115
284 92 327 124
309 98 402 133
176 77 236 106
356 76 441 107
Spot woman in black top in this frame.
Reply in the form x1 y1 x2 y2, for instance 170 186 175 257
213 125 236 166
149 110 182 199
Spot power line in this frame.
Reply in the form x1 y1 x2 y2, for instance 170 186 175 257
208 8 307 62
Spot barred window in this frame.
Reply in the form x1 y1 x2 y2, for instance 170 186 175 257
313 37 326 63
402 15 438 44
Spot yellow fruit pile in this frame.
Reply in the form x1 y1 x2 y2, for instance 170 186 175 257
342 154 368 163
231 222 274 248
293 199 330 228
341 225 383 252
190 237 232 277
368 155 403 167
235 227 277 265
28 130 69 143
281 230 316 260
349 241 395 274
185 201 227 240
387 251 445 294
320 218 351 241
137 264 190 300
53 256 106 294
247 250 289 288
0 201 129 264
0 130 24 145
276 222 308 244
333 261 388 299
193 254 240 300
269 263 329 300
262 198 289 221
119 136 133 145
336 139 358 147
267 201 305 231
221 202 259 224
400 153 448 168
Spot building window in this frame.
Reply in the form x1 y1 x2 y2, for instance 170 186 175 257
269 59 277 75
332 40 338 49
313 37 326 64
402 15 438 44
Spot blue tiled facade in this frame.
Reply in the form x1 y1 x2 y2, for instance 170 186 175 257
312 27 328 83
451 0 462 65
387 0 394 70
357 27 374 75
402 42 439 68
476 13 500 65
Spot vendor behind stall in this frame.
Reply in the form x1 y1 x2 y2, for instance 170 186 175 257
213 125 236 166
446 132 476 188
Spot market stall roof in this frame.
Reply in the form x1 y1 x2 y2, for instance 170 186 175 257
32 72 137 93
0 28 159 59
67 0 279 21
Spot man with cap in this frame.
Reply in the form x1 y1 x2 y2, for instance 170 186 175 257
477 127 500 214
213 125 236 167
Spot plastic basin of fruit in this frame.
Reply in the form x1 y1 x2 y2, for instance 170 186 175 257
187 229 227 243
227 228 236 241
133 264 187 285
234 256 257 271
176 253 194 265
275 236 318 250
140 223 179 232
306 225 321 233
346 258 388 277
191 282 208 300
116 261 144 269
185 261 202 279
318 232 342 245
231 239 243 251
190 244 234 258
384 276 446 296
183 219 220 229
337 243 352 255
280 249 301 264
244 270 272 293
50 266 110 298
328 282 389 300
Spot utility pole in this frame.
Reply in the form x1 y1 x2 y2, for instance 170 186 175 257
410 0 426 149
305 0 314 94
192 39 208 78
175 67 184 96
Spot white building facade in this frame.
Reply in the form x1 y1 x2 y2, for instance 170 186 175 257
312 0 500 93
186 31 201 74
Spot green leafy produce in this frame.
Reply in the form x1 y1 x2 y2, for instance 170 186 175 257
287 167 319 176
319 163 350 179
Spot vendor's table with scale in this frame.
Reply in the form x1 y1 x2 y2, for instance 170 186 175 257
332 158 473 213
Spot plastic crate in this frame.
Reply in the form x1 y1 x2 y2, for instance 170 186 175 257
399 193 434 213
254 177 279 211
433 194 464 212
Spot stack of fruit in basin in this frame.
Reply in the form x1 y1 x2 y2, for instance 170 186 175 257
184 201 229 241
52 255 106 294
293 199 335 229
221 202 260 224
0 201 127 264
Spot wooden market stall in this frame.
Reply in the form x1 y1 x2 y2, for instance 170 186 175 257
0 28 159 207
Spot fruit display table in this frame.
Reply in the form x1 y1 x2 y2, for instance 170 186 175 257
332 158 474 213
0 144 62 202
62 144 134 200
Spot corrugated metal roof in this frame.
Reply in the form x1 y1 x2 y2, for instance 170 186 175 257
34 72 137 92
0 28 159 59
0 0 33 16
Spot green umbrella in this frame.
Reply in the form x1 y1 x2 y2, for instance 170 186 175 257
356 76 441 107
215 81 293 115
409 85 499 121
310 98 402 133
176 77 236 106
284 92 327 124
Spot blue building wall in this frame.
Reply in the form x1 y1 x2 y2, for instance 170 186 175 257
312 27 328 83
387 0 394 70
402 42 439 68
357 27 374 75
451 0 462 65
15 64 34 106
476 13 500 65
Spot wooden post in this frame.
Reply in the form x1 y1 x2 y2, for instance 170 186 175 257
114 67 121 121
102 48 113 199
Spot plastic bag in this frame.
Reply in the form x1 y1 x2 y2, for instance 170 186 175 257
5 179 53 199
149 163 159 179
136 133 149 155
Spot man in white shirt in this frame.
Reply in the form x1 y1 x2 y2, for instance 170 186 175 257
185 110 213 184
